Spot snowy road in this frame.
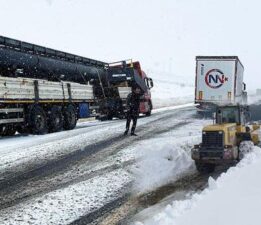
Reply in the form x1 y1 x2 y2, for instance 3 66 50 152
0 105 209 225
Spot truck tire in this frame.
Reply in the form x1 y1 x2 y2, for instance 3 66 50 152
196 162 215 173
63 105 77 130
107 112 113 120
0 125 6 136
48 106 63 133
17 125 30 135
29 105 48 135
0 125 16 136
6 126 16 136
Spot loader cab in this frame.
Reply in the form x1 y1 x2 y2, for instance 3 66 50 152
216 105 249 125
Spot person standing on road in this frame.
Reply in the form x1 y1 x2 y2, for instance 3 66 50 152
124 87 141 136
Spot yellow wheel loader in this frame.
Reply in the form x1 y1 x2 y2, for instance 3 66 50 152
192 105 260 173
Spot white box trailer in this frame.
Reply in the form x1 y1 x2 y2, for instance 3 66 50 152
195 56 247 107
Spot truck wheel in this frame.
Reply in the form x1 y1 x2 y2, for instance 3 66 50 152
29 105 48 135
196 162 215 173
0 125 16 136
63 105 77 130
107 113 113 120
48 106 63 133
6 126 16 136
17 125 30 135
0 125 6 136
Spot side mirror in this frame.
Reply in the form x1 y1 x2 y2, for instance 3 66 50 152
149 78 154 89
145 78 154 89
243 82 246 91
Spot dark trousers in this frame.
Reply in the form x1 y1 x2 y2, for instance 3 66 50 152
126 113 138 133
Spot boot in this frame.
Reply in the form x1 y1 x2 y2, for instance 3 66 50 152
131 128 137 136
124 129 129 135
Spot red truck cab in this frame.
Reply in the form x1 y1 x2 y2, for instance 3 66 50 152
107 60 154 117
130 61 154 115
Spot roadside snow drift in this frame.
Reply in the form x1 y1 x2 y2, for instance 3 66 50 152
137 146 261 225
131 119 210 193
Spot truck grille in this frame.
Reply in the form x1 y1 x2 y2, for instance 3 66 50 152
202 131 223 148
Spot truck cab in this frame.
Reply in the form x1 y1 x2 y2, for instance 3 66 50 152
105 60 153 118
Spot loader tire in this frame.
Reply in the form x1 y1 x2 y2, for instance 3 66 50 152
63 105 77 130
196 162 215 173
238 141 254 160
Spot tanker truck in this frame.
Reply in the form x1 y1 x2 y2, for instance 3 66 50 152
0 36 153 136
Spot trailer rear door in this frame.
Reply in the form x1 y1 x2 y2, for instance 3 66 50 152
195 57 238 105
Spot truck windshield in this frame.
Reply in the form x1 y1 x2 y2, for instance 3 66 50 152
216 107 239 124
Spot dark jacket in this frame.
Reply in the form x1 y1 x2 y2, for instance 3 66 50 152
126 92 140 115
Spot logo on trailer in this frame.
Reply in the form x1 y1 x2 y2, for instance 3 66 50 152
205 69 228 89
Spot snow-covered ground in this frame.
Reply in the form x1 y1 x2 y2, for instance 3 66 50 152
0 169 130 225
0 105 202 224
0 105 193 178
135 146 261 225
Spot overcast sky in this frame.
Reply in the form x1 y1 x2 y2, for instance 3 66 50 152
0 0 260 90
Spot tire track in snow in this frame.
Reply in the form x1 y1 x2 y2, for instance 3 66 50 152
0 108 194 211
94 167 229 225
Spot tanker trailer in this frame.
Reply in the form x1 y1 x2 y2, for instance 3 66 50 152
0 35 109 136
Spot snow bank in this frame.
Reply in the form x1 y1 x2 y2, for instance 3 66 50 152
131 120 209 193
131 137 194 194
137 146 261 225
